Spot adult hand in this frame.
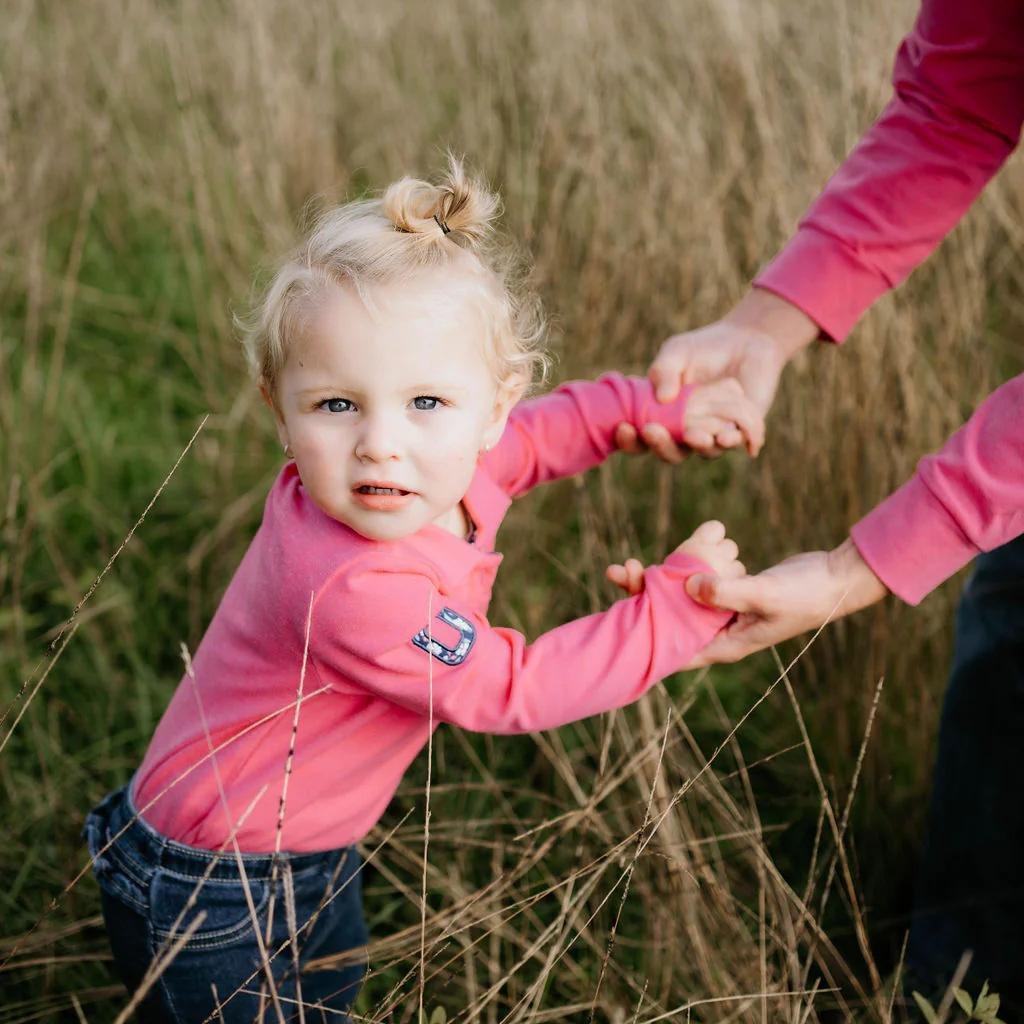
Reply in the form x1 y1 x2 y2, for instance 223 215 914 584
681 538 889 666
616 288 820 461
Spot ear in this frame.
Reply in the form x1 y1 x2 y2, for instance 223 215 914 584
480 373 529 453
259 383 291 452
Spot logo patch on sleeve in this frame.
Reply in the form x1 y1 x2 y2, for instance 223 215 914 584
411 607 476 666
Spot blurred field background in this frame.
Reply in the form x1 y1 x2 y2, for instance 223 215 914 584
3 0 1024 1019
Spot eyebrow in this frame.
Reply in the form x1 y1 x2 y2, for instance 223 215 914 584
295 384 472 397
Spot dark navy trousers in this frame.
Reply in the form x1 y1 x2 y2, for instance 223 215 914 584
906 532 1024 1008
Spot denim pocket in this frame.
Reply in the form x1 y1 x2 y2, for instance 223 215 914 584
149 868 271 951
84 806 149 915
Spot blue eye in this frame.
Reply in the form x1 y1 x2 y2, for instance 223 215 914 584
320 398 353 413
413 396 440 411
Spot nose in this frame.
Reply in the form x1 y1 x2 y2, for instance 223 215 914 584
354 412 402 463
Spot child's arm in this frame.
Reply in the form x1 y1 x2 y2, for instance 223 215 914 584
481 372 762 498
311 524 738 734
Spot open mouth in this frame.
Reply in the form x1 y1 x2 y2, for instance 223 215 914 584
355 485 410 496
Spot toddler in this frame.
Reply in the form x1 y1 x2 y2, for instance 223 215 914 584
84 159 757 1022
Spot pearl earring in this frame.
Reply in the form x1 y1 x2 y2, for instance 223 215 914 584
283 443 294 459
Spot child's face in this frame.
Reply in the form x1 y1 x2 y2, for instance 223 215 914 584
269 273 522 542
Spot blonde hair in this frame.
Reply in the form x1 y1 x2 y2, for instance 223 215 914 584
239 156 550 401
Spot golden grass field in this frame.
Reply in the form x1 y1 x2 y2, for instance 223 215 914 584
3 0 1024 1020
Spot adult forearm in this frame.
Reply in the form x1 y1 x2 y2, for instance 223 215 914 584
826 538 890 617
757 0 1024 342
723 289 820 360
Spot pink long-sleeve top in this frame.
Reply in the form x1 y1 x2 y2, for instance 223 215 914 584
133 374 730 852
754 0 1024 604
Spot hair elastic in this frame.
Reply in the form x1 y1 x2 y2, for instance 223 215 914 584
433 213 451 236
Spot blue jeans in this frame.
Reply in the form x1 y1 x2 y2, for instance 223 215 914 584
906 532 1024 1008
84 784 368 1023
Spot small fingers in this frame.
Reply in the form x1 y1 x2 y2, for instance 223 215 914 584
722 559 746 579
606 558 646 596
624 557 645 594
639 423 686 465
691 378 767 457
690 519 726 545
719 392 766 457
614 422 644 454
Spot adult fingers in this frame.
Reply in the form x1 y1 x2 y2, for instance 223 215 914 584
686 628 754 666
685 572 761 613
714 425 745 451
648 341 690 403
681 427 726 458
650 332 727 403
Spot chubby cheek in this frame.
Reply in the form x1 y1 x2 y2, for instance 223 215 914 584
290 443 349 510
421 428 480 485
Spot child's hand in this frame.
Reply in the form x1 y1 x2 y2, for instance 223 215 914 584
605 521 745 598
684 378 765 457
605 557 647 596
675 520 745 579
613 378 765 463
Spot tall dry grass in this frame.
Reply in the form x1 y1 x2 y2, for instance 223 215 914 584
3 0 1024 1019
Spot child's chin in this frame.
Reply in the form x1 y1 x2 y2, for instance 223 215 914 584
343 515 419 543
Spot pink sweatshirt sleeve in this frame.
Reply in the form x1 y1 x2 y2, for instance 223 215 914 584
754 0 1024 342
850 374 1024 603
482 372 692 498
311 550 729 734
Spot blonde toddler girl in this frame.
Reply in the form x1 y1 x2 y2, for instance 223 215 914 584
85 158 756 1022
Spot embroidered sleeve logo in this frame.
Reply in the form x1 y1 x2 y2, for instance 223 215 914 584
411 607 477 666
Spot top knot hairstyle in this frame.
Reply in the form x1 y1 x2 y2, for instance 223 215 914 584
240 156 550 402
383 159 498 247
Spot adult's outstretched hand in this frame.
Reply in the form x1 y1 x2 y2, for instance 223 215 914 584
617 289 820 460
682 538 890 666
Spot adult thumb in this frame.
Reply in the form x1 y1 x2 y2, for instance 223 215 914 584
686 573 759 613
649 344 692 403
